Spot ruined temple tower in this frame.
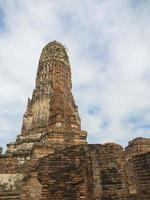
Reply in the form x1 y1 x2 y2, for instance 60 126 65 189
0 41 149 200
6 41 87 161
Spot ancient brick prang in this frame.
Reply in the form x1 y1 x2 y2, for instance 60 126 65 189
0 41 149 200
22 41 81 132
6 41 87 163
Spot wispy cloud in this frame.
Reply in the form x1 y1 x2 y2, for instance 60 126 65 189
0 0 150 149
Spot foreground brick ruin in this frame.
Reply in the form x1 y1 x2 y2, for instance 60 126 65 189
0 41 149 200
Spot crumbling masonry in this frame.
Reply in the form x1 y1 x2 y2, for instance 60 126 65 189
0 41 149 200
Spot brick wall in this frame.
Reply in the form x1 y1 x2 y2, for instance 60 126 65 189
133 152 150 200
21 144 131 200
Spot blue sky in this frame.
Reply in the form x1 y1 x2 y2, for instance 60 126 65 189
0 0 150 150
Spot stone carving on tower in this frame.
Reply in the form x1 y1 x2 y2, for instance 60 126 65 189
6 41 87 161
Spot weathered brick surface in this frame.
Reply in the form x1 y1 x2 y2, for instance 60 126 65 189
20 172 42 200
0 156 20 174
125 137 150 197
132 152 150 200
125 137 150 160
21 144 131 200
0 191 20 199
0 41 149 199
0 156 23 195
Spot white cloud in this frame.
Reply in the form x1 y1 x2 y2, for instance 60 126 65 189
0 0 150 150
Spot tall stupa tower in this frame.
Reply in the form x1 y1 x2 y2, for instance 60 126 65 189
6 41 87 161
22 41 81 133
